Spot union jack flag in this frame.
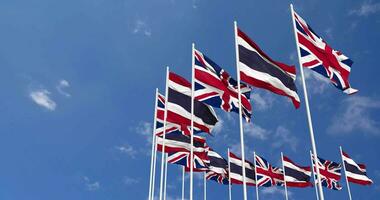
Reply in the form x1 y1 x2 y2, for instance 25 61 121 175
155 93 180 137
194 49 252 122
293 9 358 94
311 154 342 190
255 154 284 187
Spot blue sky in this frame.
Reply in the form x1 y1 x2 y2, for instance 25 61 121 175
0 0 380 199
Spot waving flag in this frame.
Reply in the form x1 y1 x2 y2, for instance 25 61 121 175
236 27 300 108
255 154 284 187
205 149 229 184
167 72 218 135
283 155 312 187
156 131 209 155
312 154 342 190
155 93 180 136
342 150 373 185
168 149 210 171
228 152 256 186
293 10 358 94
194 49 252 121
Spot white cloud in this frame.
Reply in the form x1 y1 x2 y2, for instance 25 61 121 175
56 79 71 97
244 122 270 140
123 176 139 185
328 96 380 135
136 121 153 144
29 89 57 111
272 126 298 152
212 118 224 135
302 69 331 94
350 1 380 16
115 144 137 158
250 92 275 111
261 187 292 198
132 19 152 37
83 176 100 191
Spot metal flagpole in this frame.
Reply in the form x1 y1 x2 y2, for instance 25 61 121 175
182 166 185 200
310 151 320 200
190 43 195 200
159 67 170 200
234 20 248 200
290 4 324 200
149 89 159 200
254 152 259 200
164 153 168 200
228 148 232 200
152 126 159 200
340 146 353 200
281 152 289 200
204 172 207 200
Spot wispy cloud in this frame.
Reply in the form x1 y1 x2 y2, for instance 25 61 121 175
328 96 380 135
136 121 153 144
302 69 331 94
123 176 139 185
132 19 152 37
29 89 57 111
83 176 100 191
56 79 71 97
244 122 270 140
115 144 137 158
261 187 291 199
250 91 275 111
272 126 298 152
349 1 380 16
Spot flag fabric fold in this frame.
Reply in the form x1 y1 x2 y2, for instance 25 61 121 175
236 27 300 108
228 151 256 186
205 149 229 185
293 10 358 94
311 154 343 190
255 154 284 187
194 48 252 122
283 155 312 187
342 150 373 185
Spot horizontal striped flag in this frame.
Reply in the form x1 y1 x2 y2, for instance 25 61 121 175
156 131 208 155
155 92 181 136
228 151 256 186
283 155 312 187
342 150 373 185
236 26 300 108
293 9 358 94
206 149 229 185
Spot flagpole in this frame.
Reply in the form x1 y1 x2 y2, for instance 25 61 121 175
190 43 195 200
290 4 324 200
254 151 259 200
204 171 207 200
164 153 168 200
159 67 170 200
152 126 159 200
234 20 248 200
310 151 320 200
228 148 232 200
182 166 185 200
281 152 289 200
149 88 159 200
340 146 353 200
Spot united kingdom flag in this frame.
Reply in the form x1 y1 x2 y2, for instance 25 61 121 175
155 93 180 137
167 147 210 171
194 49 252 122
293 9 358 94
254 154 284 187
311 154 343 190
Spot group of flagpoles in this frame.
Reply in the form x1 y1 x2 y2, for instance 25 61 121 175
340 146 353 200
281 152 289 200
148 89 159 200
290 4 325 200
234 21 248 200
310 151 320 200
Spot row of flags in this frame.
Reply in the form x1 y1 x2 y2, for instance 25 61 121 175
148 5 366 200
156 130 373 189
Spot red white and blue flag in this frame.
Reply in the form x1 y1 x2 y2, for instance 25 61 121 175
293 10 358 94
228 151 256 186
156 131 208 155
255 154 284 187
236 27 300 108
342 150 373 185
194 49 252 122
205 149 229 185
167 72 219 135
155 92 181 136
283 155 312 187
312 154 343 190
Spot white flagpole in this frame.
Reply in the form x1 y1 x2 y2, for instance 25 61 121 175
182 166 185 200
164 153 168 200
340 146 353 200
190 43 195 200
149 88 159 200
254 152 259 200
281 152 289 200
159 67 170 200
204 172 207 200
152 127 159 200
310 151 320 200
234 20 248 200
228 148 232 200
290 4 324 200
